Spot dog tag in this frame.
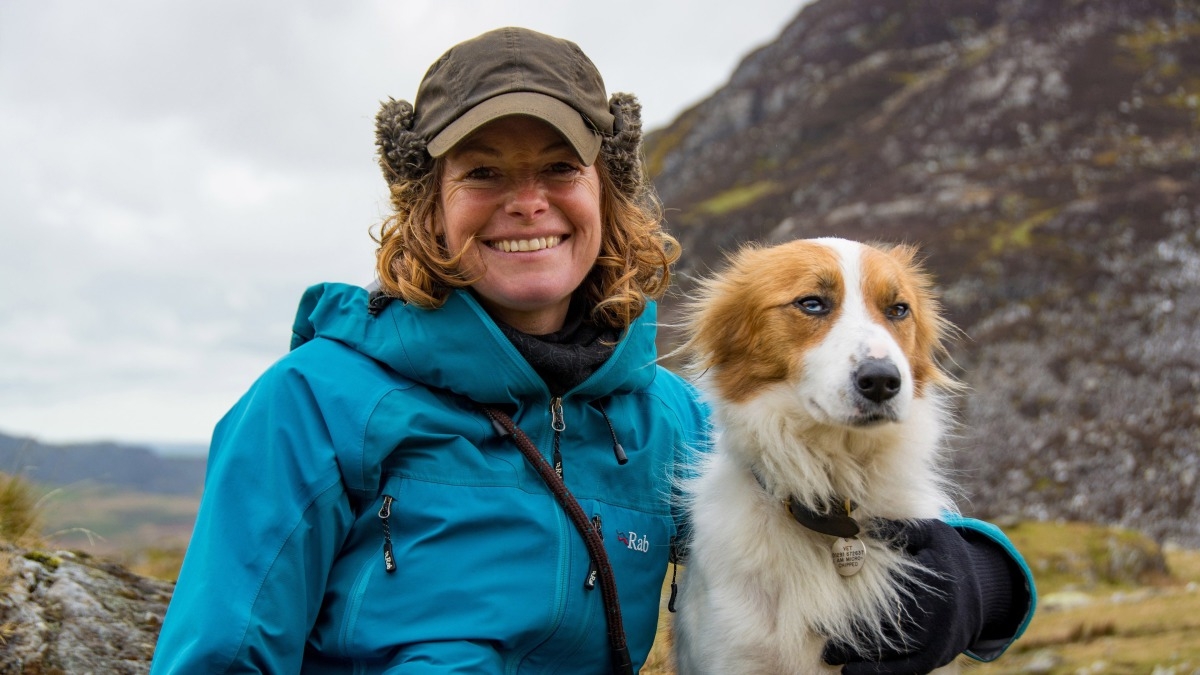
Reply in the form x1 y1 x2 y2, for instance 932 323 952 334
832 537 866 577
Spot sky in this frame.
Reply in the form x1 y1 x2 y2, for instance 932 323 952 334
0 0 809 449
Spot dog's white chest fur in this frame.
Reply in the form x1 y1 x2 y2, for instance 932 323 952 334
673 238 962 675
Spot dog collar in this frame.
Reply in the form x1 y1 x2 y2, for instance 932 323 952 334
750 467 861 538
785 497 861 538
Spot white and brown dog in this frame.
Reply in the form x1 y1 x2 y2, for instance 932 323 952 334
673 237 962 675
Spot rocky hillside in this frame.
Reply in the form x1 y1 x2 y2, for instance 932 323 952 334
648 0 1200 544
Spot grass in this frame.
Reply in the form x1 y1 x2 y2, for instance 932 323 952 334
38 483 197 580
971 524 1200 674
40 485 198 541
0 472 42 545
0 475 196 580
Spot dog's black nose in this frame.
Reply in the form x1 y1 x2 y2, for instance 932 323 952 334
854 359 902 403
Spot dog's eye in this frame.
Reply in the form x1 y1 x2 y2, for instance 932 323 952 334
793 296 831 316
885 303 910 320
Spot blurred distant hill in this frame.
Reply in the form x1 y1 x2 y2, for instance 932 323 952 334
0 431 205 497
648 0 1200 544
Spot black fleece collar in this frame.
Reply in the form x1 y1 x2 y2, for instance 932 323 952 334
495 296 621 397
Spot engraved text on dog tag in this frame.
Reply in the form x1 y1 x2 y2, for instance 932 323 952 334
832 537 866 576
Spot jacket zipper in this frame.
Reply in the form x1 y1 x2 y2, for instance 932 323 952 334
379 494 397 573
551 396 608 647
584 514 602 590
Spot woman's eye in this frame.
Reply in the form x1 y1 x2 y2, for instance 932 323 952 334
885 303 910 320
546 162 580 176
793 296 830 315
464 167 497 180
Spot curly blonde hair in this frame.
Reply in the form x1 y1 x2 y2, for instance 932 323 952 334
372 94 679 330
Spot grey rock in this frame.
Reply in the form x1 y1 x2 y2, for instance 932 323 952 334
0 544 172 674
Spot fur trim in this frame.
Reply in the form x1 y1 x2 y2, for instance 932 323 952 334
601 92 646 199
375 98 432 185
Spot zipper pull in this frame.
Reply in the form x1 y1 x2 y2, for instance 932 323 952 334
550 397 565 478
584 515 602 590
379 495 396 573
595 399 628 466
550 397 566 432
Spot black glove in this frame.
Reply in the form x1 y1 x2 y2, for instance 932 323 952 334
821 519 1015 675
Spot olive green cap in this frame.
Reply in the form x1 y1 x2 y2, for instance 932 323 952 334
414 27 614 165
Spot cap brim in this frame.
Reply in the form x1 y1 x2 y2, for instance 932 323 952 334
426 92 603 165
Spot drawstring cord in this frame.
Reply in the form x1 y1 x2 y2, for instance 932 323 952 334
481 405 634 675
668 560 679 613
594 399 628 465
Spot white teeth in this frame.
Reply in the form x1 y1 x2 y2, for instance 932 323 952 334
492 236 561 252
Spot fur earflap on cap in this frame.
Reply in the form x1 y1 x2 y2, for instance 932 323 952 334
375 97 432 186
601 92 646 199
373 91 646 198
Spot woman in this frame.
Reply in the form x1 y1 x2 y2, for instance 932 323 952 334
152 27 1033 674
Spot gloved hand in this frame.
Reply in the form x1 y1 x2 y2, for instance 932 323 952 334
821 519 988 674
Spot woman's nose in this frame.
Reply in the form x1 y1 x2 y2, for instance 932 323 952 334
505 175 549 219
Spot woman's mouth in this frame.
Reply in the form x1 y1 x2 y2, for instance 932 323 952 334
487 235 563 253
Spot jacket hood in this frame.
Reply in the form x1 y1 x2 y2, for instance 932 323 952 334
290 283 659 404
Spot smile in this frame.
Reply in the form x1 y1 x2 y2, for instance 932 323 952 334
487 235 562 253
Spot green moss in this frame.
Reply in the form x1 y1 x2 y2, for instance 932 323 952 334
1117 21 1200 52
989 206 1060 253
1115 21 1200 76
24 550 62 571
696 181 777 216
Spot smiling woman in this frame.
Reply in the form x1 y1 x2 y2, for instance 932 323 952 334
370 29 675 336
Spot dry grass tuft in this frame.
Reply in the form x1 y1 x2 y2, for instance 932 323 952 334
0 472 42 546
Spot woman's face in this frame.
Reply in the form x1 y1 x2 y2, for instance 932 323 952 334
439 115 603 335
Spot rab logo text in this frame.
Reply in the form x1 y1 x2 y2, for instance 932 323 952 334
616 531 650 553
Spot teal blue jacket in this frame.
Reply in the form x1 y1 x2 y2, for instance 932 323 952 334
151 283 1034 673
152 284 708 673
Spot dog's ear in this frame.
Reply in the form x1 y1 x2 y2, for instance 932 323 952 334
682 246 792 402
882 244 959 394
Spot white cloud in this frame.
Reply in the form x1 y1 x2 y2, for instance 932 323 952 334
0 0 808 444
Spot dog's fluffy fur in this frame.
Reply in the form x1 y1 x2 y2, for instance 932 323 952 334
673 238 962 675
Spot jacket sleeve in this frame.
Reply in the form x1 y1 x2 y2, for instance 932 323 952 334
942 514 1038 662
150 362 356 674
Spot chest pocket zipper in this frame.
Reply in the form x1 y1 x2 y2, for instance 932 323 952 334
379 495 397 573
584 514 602 590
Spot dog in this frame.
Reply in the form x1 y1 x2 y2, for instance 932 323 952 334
672 237 963 674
